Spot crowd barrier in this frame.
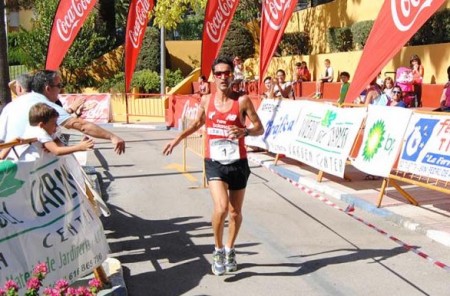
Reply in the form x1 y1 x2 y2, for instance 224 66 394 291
182 117 207 188
0 140 110 288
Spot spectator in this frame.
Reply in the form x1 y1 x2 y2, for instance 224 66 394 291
365 76 383 105
233 56 244 80
273 69 293 99
410 54 424 107
390 85 407 108
196 75 210 96
0 70 125 154
440 65 450 112
337 71 350 105
315 59 333 98
383 76 395 99
262 76 275 99
8 103 94 160
376 72 384 88
9 73 33 97
293 61 311 82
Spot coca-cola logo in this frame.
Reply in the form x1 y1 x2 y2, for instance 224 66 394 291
182 101 200 120
262 0 293 30
205 0 237 43
128 0 152 48
391 0 432 32
56 0 93 42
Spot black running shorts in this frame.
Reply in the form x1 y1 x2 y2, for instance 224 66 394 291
204 158 250 190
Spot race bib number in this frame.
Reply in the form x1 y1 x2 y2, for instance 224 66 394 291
210 138 240 164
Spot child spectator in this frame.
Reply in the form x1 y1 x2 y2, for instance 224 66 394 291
337 72 350 105
13 103 94 160
273 69 293 99
440 65 450 112
196 75 210 96
315 59 333 98
383 76 395 99
262 76 275 99
410 54 424 107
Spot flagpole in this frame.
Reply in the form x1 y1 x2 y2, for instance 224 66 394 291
160 26 166 95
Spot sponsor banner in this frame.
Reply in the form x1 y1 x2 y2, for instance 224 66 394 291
264 100 305 154
201 0 240 78
58 94 111 124
352 105 412 177
345 0 445 103
170 95 202 130
125 0 154 92
0 155 109 287
259 0 297 91
398 113 450 181
245 99 282 149
46 0 98 70
288 101 366 178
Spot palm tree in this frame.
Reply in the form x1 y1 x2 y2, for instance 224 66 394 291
0 0 12 110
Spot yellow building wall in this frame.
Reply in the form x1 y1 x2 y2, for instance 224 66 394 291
166 41 202 76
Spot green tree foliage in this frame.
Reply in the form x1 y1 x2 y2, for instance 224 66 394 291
277 32 311 56
16 0 115 91
136 27 164 72
327 27 353 52
351 20 373 50
408 9 450 45
153 0 207 30
219 22 255 60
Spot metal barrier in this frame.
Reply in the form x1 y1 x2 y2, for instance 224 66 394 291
125 93 166 123
8 65 28 80
182 117 207 188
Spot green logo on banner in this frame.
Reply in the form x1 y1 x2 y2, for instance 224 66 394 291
0 160 25 197
362 120 386 161
321 110 337 127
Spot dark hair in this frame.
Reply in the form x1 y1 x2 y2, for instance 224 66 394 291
264 76 272 83
295 62 301 67
211 56 234 73
410 54 421 65
301 61 308 68
31 70 58 94
340 71 350 79
447 66 450 81
199 75 207 82
16 73 33 92
29 103 59 126
276 69 286 76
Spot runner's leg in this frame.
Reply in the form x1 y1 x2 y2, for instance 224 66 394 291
226 188 245 248
209 180 230 249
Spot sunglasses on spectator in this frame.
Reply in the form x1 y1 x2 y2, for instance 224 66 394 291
392 90 402 94
50 83 64 89
214 71 232 79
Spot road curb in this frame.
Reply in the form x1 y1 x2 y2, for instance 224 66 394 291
248 153 450 248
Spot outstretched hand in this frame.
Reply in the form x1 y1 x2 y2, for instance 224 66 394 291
111 135 125 155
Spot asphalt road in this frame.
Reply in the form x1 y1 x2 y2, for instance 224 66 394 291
85 125 450 296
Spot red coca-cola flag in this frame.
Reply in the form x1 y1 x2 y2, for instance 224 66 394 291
201 0 240 78
125 0 154 93
345 0 446 103
46 0 98 70
259 0 297 92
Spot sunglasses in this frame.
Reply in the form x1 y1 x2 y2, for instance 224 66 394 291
214 71 232 79
50 83 64 89
392 90 402 94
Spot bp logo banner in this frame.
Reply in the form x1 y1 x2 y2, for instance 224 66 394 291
352 105 412 178
398 113 450 182
0 155 109 288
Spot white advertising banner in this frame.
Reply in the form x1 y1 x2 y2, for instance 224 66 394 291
264 100 305 154
0 155 109 288
352 105 412 178
397 112 450 181
288 102 366 177
59 94 111 124
245 99 282 150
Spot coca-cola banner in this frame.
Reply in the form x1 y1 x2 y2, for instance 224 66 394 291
259 0 297 92
125 0 154 93
46 0 98 70
345 0 446 103
201 0 240 78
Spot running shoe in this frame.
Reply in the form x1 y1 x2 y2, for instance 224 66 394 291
211 249 225 276
225 248 237 272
